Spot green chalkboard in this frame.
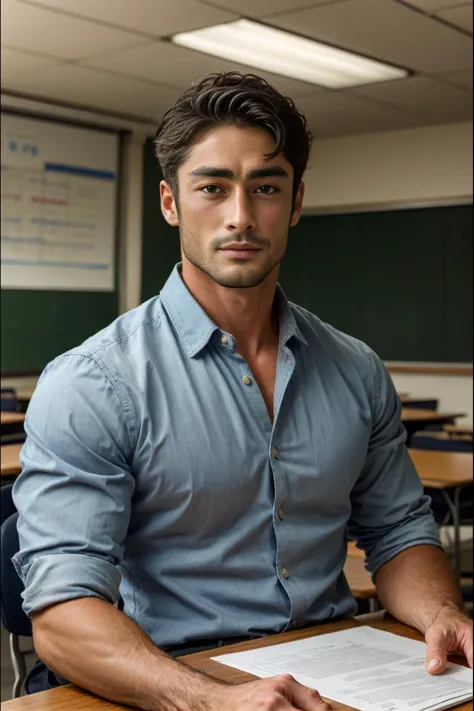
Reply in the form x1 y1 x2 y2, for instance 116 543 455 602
141 139 180 303
1 289 118 375
141 133 472 362
280 204 472 362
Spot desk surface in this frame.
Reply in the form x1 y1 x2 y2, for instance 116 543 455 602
409 448 473 488
343 554 375 598
401 408 466 422
444 424 474 437
1 443 22 477
4 614 470 711
1 412 25 425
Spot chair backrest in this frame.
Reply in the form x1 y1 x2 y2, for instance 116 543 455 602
1 391 18 412
411 434 473 453
1 484 17 526
402 399 438 411
0 512 32 637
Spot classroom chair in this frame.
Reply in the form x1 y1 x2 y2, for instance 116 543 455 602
1 484 17 526
1 388 18 413
0 511 33 698
402 399 438 411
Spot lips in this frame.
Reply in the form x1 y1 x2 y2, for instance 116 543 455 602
219 244 261 259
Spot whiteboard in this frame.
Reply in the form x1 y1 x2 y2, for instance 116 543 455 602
1 113 118 291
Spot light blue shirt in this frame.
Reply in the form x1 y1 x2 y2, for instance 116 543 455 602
13 264 440 648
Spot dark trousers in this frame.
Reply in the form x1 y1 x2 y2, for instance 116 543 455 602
25 635 258 694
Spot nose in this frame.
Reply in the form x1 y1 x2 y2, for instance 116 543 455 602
224 188 256 233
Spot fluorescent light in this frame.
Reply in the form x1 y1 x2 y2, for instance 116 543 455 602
172 19 407 89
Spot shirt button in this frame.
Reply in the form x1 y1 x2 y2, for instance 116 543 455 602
291 619 298 628
221 335 228 345
281 567 289 579
277 506 284 520
272 447 280 460
242 376 252 386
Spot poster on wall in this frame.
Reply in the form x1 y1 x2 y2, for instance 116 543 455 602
1 113 118 291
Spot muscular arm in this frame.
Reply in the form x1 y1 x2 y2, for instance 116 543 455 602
32 597 225 711
32 597 331 711
374 544 466 634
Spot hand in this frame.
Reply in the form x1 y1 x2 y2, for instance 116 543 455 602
208 673 331 710
425 605 473 675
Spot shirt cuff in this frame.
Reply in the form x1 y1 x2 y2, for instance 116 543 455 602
365 516 442 581
15 553 121 617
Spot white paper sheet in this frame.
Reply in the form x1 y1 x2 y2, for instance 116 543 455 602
212 626 473 711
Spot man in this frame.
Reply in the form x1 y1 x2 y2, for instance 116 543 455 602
13 72 472 711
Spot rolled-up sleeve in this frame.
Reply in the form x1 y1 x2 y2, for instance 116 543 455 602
347 348 441 579
12 353 136 617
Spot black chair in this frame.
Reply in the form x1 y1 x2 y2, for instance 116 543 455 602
1 484 17 526
0 512 33 697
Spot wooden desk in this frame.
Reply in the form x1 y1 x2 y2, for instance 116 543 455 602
409 448 473 580
1 443 22 477
401 409 466 445
1 412 25 426
444 424 473 438
344 553 376 600
409 448 473 488
2 614 471 711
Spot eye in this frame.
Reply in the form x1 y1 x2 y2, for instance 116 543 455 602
200 185 224 195
255 185 280 194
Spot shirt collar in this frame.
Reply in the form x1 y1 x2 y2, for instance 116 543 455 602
160 263 307 358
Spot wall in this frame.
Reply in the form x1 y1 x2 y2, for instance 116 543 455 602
301 121 473 425
303 121 473 212
390 370 473 426
3 121 472 415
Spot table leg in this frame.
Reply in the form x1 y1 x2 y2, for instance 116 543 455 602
440 488 460 581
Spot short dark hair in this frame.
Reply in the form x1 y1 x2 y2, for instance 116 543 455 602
154 72 312 205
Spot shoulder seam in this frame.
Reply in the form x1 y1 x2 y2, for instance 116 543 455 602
55 352 137 454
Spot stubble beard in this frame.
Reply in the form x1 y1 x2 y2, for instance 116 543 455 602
180 228 285 289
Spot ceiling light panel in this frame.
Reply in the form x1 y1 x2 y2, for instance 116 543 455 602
172 19 408 89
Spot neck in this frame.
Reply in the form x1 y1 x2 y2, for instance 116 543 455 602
180 260 280 359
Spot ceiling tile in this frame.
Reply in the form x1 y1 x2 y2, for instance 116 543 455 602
205 0 340 19
350 76 472 123
437 5 473 33
1 46 61 84
1 0 147 60
401 0 472 11
83 39 323 98
437 68 473 89
269 0 473 73
21 0 239 38
1 63 182 120
294 91 427 137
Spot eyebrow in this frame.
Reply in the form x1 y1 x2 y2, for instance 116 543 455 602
188 166 289 181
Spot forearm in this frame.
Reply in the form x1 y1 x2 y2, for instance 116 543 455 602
374 544 466 634
32 597 225 711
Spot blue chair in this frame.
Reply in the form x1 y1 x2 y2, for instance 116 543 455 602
1 389 18 413
402 399 438 411
0 512 33 697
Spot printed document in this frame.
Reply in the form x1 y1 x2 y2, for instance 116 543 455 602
211 626 473 711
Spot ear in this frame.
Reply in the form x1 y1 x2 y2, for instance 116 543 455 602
290 181 305 227
160 180 179 227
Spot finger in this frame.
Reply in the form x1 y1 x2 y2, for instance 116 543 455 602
280 675 332 710
462 633 473 668
425 633 448 675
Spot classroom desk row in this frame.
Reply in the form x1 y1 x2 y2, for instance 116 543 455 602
1 409 468 440
1 443 472 579
2 611 471 711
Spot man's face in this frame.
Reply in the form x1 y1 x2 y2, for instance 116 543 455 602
160 124 304 289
